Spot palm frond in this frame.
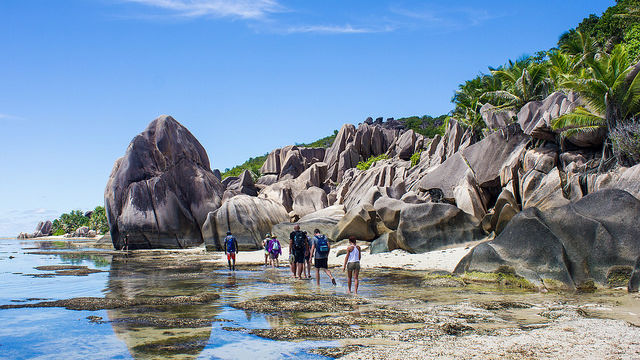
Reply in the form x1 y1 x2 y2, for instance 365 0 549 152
552 107 606 131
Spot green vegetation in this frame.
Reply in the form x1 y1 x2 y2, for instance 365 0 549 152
51 206 109 235
356 154 389 171
51 210 89 235
88 206 109 234
449 1 640 167
396 115 448 138
410 150 422 167
221 154 267 179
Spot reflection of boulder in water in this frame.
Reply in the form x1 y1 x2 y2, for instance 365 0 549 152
106 256 219 360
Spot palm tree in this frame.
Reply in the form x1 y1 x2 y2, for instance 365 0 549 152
483 59 553 111
451 74 504 132
552 44 640 167
559 31 600 67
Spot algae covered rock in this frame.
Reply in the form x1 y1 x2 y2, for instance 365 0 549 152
456 189 640 289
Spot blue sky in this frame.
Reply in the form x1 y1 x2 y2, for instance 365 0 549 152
0 0 613 236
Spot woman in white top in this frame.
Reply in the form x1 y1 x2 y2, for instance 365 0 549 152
343 236 361 295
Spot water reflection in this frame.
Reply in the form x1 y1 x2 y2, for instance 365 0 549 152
106 255 220 360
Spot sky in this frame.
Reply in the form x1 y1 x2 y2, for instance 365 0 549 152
0 0 613 236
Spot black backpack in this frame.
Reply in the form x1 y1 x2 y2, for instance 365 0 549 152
293 231 306 251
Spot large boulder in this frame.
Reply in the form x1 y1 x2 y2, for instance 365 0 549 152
222 169 258 201
335 162 407 211
520 168 570 211
419 124 529 200
104 116 225 250
386 130 424 160
370 232 399 254
481 103 516 130
331 204 378 241
292 186 328 218
202 195 288 251
609 164 640 200
396 202 485 253
517 92 579 142
455 189 640 289
325 124 357 181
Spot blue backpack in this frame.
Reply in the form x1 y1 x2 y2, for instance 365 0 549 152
225 236 236 252
316 235 329 254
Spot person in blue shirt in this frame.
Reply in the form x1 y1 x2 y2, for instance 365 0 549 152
223 231 239 271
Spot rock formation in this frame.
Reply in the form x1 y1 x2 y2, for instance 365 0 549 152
202 195 288 250
455 189 640 290
104 115 224 250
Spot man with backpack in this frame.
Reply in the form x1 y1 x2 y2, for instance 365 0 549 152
310 229 336 286
223 231 239 271
289 225 309 279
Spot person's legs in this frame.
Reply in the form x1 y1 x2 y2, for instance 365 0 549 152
323 268 336 285
346 269 353 294
315 267 320 285
353 268 359 294
296 263 304 278
227 253 232 270
232 253 236 271
264 252 268 265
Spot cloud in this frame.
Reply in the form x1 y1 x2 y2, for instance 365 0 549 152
121 0 284 19
284 24 395 34
0 208 60 237
389 5 500 30
0 113 21 121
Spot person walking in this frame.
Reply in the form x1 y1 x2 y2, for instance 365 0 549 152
289 225 309 279
224 231 239 271
343 236 361 295
268 234 282 267
310 229 336 286
262 233 271 266
305 231 313 279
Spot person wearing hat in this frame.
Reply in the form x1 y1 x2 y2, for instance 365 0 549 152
268 234 282 267
223 231 239 271
262 233 271 266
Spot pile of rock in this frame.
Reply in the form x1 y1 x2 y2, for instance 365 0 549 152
17 220 53 239
105 101 640 291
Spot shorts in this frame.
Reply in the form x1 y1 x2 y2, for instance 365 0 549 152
264 249 269 254
270 252 279 260
304 255 310 262
347 261 360 271
226 252 236 261
314 258 328 269
294 251 305 264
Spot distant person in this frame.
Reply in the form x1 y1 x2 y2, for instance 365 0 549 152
262 233 271 266
224 231 239 271
343 236 361 295
290 225 309 279
268 234 282 267
310 229 336 286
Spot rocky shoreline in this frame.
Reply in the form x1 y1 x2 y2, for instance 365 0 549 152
97 110 640 293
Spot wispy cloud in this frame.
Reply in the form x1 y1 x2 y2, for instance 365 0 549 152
121 0 284 19
0 113 22 121
390 5 500 30
284 24 395 35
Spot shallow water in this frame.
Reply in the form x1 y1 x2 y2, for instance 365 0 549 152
1 238 639 359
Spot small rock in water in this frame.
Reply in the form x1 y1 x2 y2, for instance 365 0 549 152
86 315 104 324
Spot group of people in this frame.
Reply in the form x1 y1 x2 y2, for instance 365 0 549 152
222 226 362 294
